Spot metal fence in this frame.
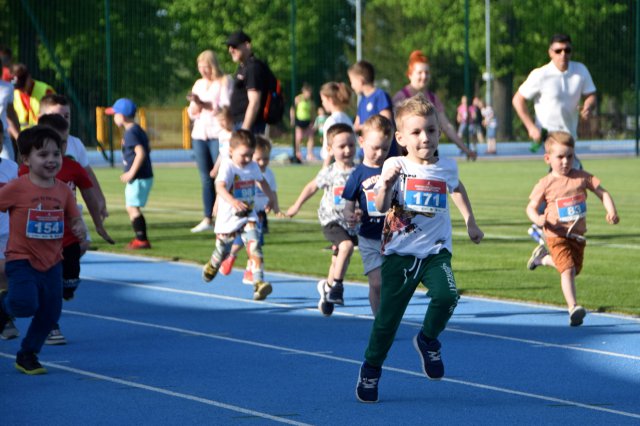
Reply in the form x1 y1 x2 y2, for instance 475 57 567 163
2 0 638 156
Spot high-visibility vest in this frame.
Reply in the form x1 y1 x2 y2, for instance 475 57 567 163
13 80 55 130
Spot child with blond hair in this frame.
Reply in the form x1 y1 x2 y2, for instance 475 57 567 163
287 123 357 316
526 131 619 326
356 95 483 403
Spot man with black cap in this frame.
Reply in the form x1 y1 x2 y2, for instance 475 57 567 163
226 30 274 135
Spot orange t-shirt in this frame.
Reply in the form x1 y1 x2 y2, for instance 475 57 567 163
0 175 80 271
529 169 600 238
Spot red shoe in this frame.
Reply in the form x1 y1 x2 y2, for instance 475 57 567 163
242 269 253 285
220 255 236 275
126 238 151 249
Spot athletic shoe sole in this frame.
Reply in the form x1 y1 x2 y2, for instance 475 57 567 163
317 280 334 317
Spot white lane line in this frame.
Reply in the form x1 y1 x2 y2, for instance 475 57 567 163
0 352 310 426
41 310 640 420
84 277 640 361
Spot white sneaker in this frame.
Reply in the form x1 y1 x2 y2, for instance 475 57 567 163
190 219 213 233
0 319 19 340
45 327 67 345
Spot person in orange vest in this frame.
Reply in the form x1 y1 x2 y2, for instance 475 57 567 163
11 63 55 130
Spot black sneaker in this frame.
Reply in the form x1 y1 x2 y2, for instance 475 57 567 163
15 352 47 375
413 332 444 380
316 280 334 316
326 282 344 305
356 362 381 403
0 290 10 334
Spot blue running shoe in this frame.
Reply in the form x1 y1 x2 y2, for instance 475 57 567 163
413 332 444 380
356 362 381 403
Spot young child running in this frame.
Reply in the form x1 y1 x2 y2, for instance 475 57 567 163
106 98 154 249
202 129 277 301
0 126 86 374
319 82 353 167
21 114 113 345
0 122 19 340
219 135 282 283
342 115 393 315
355 95 483 403
526 131 619 326
287 123 357 316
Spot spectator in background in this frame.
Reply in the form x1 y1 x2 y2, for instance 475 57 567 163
481 101 498 154
0 78 18 161
290 83 316 163
11 63 55 131
0 47 13 82
472 97 485 146
392 51 476 160
226 30 275 135
512 33 596 157
187 50 232 234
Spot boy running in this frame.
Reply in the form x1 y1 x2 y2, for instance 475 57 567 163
287 123 357 316
202 130 277 301
355 95 483 403
0 126 86 374
526 131 618 326
342 115 393 315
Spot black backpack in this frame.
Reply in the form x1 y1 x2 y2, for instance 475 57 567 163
261 62 285 125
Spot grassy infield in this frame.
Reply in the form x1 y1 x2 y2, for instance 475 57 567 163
89 156 640 317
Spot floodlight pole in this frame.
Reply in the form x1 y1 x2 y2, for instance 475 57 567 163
356 0 362 61
636 0 639 156
105 0 114 166
484 0 492 106
290 0 297 160
463 0 470 150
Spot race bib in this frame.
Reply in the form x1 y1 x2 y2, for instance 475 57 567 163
333 186 345 208
26 209 64 239
404 178 447 213
556 193 587 222
233 179 255 204
365 189 384 217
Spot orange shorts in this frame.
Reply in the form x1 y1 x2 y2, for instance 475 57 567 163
547 236 586 275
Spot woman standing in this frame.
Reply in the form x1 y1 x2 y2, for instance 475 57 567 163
392 50 476 160
187 50 232 233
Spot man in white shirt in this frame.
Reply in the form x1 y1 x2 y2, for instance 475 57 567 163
513 33 597 143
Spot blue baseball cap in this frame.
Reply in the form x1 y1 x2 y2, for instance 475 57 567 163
105 98 137 117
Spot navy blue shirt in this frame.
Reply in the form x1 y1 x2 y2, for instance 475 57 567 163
122 123 153 180
342 164 385 239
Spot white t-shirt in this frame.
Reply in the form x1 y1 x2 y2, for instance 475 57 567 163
254 167 276 212
65 135 90 168
517 61 596 138
218 129 232 160
375 156 459 258
188 77 232 141
0 81 14 161
214 158 264 234
0 157 18 256
315 163 354 228
321 111 353 160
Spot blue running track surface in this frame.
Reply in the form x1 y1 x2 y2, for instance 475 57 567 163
1 251 639 425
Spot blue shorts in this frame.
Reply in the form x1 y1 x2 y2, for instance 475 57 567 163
125 177 154 207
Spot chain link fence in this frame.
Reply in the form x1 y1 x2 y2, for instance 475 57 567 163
2 0 637 156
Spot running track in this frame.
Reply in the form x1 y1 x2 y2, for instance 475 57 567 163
1 251 639 425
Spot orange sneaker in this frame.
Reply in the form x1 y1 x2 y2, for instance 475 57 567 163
220 255 236 275
126 238 151 249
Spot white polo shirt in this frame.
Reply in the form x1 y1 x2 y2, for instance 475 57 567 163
518 61 596 138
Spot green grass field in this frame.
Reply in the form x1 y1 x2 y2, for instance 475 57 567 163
87 157 640 316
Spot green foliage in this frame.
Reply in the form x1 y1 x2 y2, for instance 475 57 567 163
0 1 635 142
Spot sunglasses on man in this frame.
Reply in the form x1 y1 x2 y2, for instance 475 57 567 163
553 47 572 54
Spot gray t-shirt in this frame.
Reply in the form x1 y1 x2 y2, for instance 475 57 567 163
315 163 354 228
